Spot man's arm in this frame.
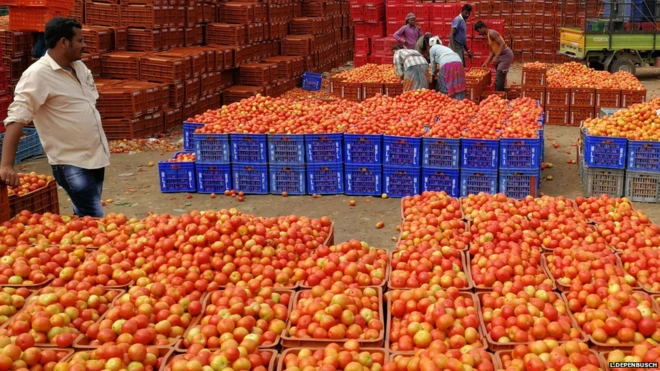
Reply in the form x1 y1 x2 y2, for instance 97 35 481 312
449 27 457 50
393 26 407 46
0 123 25 187
0 71 47 186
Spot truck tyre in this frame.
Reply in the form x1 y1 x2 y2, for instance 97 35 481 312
609 58 636 74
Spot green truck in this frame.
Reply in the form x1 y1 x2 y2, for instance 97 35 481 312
558 1 660 74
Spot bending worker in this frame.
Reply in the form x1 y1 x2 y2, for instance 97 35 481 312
429 37 466 100
392 44 430 91
474 20 514 92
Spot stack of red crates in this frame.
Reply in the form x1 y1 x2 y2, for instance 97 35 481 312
352 0 385 66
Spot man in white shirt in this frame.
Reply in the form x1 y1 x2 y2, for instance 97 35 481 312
0 17 110 217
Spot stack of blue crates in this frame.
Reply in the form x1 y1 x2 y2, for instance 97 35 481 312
496 115 544 199
383 136 421 197
194 131 232 194
306 134 344 194
460 138 500 197
268 134 306 194
421 137 460 197
344 134 383 196
232 133 268 194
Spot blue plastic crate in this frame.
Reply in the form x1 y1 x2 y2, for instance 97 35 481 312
0 128 43 164
196 163 232 194
193 133 230 163
306 163 344 194
383 135 421 167
232 163 268 194
268 134 305 164
584 134 627 169
383 166 420 198
422 137 460 169
345 164 382 196
538 129 544 162
627 140 660 172
230 134 267 163
158 153 196 193
460 169 498 197
183 122 204 151
305 133 343 163
344 134 382 164
461 138 499 170
499 169 540 199
302 72 323 91
422 168 459 197
499 137 541 170
269 164 306 195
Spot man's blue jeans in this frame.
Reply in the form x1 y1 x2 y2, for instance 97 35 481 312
51 165 105 217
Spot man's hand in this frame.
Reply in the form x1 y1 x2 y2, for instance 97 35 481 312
482 61 488 68
0 165 19 187
467 51 473 60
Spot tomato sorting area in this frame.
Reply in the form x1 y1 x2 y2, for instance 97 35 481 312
0 190 659 370
161 90 544 199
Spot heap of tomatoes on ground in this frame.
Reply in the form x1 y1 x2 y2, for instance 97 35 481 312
1 191 660 371
188 90 542 139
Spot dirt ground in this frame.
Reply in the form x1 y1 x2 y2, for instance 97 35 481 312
13 63 660 249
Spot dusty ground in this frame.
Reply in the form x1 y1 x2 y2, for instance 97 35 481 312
12 63 660 249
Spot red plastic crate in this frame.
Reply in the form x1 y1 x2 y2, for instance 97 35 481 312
80 52 102 78
281 35 313 56
545 87 570 106
350 4 364 21
120 5 170 29
570 88 596 108
126 28 163 52
545 105 569 125
0 28 30 58
102 51 147 80
2 56 27 85
569 107 595 126
81 25 114 53
84 2 121 27
223 85 264 105
414 3 429 20
205 23 246 46
621 89 647 107
595 88 621 109
521 86 546 106
364 4 384 23
218 2 255 24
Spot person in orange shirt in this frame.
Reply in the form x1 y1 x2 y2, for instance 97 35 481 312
0 17 110 217
474 21 514 92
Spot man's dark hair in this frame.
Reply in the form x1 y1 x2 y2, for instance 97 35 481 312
462 4 472 12
44 17 82 49
392 44 403 52
474 21 487 31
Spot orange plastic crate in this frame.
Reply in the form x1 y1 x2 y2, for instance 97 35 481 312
17 0 73 9
8 6 69 31
126 28 163 52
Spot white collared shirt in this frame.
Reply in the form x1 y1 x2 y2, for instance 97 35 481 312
4 51 110 169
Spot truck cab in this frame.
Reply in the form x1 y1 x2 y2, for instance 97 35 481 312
558 1 660 74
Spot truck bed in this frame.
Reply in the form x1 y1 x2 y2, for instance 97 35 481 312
559 27 660 58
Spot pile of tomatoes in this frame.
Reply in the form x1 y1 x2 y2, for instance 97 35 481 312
186 90 542 138
6 172 54 197
3 189 660 371
583 98 660 140
546 62 645 90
